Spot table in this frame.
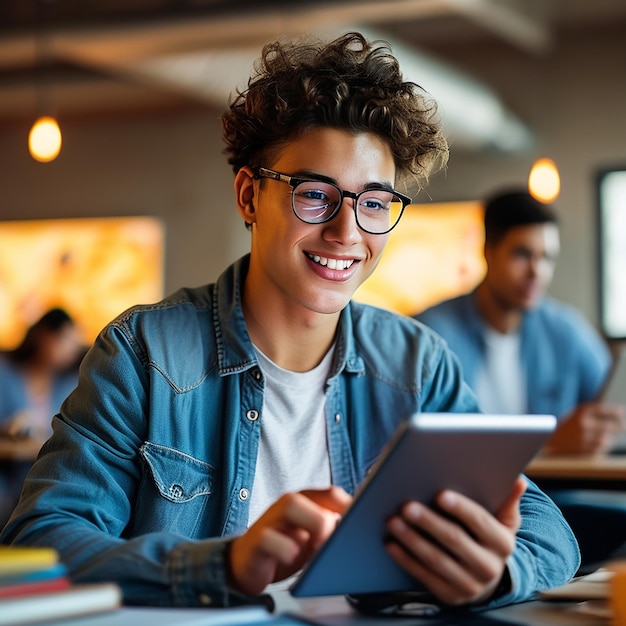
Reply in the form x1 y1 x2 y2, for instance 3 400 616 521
272 590 607 626
526 454 626 491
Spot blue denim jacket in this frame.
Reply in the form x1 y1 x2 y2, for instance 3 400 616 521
416 292 611 417
1 256 579 608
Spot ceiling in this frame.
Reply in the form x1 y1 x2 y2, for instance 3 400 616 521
2 0 626 150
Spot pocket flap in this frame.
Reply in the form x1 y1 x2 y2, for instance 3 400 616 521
140 441 213 503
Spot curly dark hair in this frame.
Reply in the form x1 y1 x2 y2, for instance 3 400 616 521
221 31 448 188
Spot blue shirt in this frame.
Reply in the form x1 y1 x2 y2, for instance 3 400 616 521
1 257 579 608
0 354 78 431
416 292 611 417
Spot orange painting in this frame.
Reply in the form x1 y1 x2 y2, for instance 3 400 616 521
0 216 164 349
354 201 486 315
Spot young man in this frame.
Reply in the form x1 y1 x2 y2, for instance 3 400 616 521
416 190 624 455
416 189 625 570
1 33 578 609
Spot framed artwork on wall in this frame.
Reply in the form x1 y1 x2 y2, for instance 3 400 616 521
354 200 486 316
0 216 164 350
597 167 626 340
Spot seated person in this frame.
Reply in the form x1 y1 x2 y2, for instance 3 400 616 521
0 308 84 526
1 33 579 609
416 189 625 570
0 308 83 441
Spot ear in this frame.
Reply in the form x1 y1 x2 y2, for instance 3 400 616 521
234 166 257 226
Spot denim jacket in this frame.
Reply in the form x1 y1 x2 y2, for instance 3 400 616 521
416 292 611 417
1 256 579 608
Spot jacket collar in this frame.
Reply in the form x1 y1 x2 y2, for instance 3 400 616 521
212 255 363 377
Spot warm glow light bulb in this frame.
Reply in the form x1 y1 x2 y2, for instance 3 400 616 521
528 157 560 203
28 116 62 162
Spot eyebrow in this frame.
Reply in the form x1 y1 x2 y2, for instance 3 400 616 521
291 170 395 192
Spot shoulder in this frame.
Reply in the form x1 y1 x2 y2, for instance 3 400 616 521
415 293 473 324
112 285 214 332
532 297 601 337
530 297 609 360
100 284 216 362
81 284 218 391
413 294 478 345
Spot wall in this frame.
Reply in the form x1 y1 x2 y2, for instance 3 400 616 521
0 108 250 297
0 24 624 329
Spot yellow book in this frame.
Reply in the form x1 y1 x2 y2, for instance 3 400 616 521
0 546 59 576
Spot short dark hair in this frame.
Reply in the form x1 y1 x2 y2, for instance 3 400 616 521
484 189 558 245
221 31 448 189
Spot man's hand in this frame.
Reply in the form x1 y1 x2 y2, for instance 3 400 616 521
228 486 352 595
385 476 527 606
545 401 625 456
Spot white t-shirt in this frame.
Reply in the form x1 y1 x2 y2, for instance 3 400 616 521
247 345 333 526
474 327 527 415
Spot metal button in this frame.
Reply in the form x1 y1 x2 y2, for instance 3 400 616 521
239 488 249 501
198 593 212 606
252 367 262 381
335 413 341 424
169 484 184 499
246 409 259 421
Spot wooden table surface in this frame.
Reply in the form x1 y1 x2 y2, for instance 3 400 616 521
526 453 626 491
527 454 626 480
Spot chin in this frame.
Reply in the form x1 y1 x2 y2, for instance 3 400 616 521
310 292 353 315
518 297 540 311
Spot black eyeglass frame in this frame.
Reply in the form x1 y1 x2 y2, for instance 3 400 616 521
255 167 411 235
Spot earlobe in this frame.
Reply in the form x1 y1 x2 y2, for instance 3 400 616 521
234 166 257 225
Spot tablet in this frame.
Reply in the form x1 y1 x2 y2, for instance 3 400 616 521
598 346 626 407
598 346 626 453
289 412 556 598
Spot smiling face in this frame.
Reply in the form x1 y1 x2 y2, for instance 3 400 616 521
236 127 396 323
484 222 560 312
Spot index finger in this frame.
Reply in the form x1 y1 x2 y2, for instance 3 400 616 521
299 486 352 514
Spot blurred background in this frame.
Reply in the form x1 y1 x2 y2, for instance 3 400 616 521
1 0 625 345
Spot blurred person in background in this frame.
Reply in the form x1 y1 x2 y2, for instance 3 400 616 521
415 189 625 570
0 307 84 525
415 189 624 455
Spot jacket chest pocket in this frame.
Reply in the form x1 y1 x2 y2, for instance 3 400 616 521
133 441 216 537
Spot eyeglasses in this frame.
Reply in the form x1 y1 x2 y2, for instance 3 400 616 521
255 167 411 235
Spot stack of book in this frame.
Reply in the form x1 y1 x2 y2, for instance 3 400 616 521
0 546 121 625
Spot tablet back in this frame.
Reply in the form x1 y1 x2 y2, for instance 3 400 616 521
290 412 556 598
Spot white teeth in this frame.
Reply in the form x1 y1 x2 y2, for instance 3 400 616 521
308 254 354 270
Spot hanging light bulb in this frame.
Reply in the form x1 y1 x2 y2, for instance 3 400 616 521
28 115 62 162
28 0 62 163
528 157 560 203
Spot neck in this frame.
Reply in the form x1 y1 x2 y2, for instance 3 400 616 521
242 283 339 373
475 282 523 334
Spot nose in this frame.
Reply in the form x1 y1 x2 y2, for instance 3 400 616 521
527 258 539 277
322 196 361 243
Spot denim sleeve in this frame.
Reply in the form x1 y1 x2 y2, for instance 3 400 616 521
0 325 264 608
482 478 581 609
